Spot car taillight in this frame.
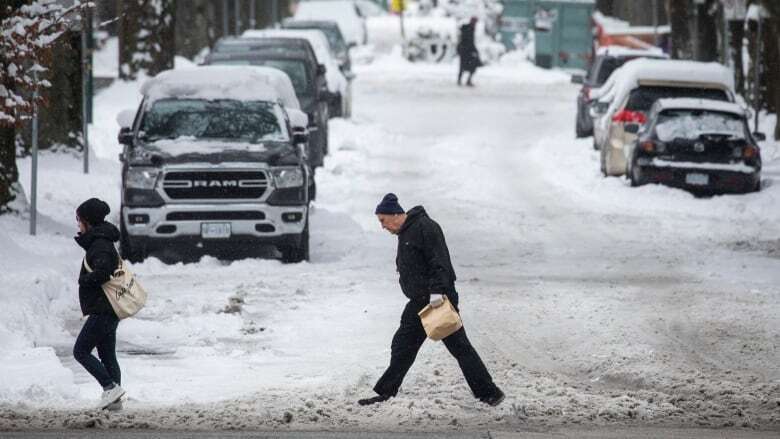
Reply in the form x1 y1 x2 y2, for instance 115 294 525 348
640 141 656 153
612 110 646 124
743 145 758 159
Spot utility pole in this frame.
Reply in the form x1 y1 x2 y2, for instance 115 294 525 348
30 70 39 236
652 0 658 46
80 9 90 174
234 0 241 35
754 13 762 132
222 0 229 37
249 0 256 29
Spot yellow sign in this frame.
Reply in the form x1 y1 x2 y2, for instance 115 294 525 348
391 0 405 14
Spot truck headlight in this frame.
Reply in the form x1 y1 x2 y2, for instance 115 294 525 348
271 168 304 188
126 167 160 190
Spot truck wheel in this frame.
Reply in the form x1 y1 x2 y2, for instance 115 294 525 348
280 220 310 263
120 217 146 263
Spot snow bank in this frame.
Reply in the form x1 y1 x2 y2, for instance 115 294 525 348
357 45 568 85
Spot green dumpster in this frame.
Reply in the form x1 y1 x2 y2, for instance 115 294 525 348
499 0 594 70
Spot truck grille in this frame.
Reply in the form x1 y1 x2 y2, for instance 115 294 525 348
162 171 268 200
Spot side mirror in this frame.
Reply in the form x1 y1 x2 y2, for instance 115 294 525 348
316 64 327 76
345 71 356 81
116 109 136 129
753 131 767 141
118 127 134 146
571 74 584 84
347 42 357 49
624 123 640 134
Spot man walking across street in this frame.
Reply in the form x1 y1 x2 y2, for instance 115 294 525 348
358 193 505 406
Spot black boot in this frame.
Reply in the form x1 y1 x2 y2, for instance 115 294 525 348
480 388 505 407
358 394 391 406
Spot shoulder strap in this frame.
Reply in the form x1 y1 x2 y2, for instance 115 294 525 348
83 257 92 273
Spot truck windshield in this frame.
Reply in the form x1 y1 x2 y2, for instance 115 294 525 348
655 110 747 142
140 99 289 143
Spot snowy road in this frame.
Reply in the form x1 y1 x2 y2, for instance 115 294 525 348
1 54 779 432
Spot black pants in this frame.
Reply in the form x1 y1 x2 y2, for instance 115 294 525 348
373 294 499 399
73 313 121 389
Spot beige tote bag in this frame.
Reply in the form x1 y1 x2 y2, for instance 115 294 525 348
83 257 147 319
418 296 463 341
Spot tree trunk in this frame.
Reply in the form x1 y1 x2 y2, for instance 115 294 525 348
762 0 780 139
29 30 83 152
596 0 615 16
0 0 28 212
666 0 693 59
729 20 746 96
118 0 176 80
696 0 719 62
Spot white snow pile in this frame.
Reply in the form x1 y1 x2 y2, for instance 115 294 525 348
596 44 667 58
141 66 283 103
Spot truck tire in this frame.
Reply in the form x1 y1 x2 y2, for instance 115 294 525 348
280 220 310 263
120 216 146 263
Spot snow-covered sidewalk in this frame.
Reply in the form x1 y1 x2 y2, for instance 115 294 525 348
1 52 778 431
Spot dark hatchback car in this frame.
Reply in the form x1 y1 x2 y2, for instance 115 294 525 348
572 47 667 138
627 98 763 194
282 19 352 74
205 40 330 167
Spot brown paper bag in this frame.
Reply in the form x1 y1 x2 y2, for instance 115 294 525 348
418 296 463 341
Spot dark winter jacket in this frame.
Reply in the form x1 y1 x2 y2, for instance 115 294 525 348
75 222 120 316
457 23 480 72
396 206 457 300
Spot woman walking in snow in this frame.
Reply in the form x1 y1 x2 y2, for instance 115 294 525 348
457 17 481 86
73 198 126 410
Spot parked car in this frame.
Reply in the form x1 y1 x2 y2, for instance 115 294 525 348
205 38 331 166
282 18 353 74
243 29 352 119
592 59 736 177
116 66 313 263
293 0 368 46
627 98 762 193
353 0 386 18
572 46 667 140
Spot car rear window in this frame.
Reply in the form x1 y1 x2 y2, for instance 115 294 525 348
590 56 638 85
654 110 747 142
627 86 729 112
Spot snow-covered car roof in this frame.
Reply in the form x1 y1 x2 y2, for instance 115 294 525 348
652 98 747 116
293 0 365 45
593 59 735 115
242 29 347 94
141 66 287 105
595 45 667 58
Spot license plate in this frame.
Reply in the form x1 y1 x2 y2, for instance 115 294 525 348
685 173 709 186
201 223 231 239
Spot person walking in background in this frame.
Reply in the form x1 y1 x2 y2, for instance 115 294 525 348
358 193 505 407
457 17 481 87
73 198 126 410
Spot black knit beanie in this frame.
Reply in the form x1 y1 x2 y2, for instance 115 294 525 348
375 193 405 215
76 198 110 226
